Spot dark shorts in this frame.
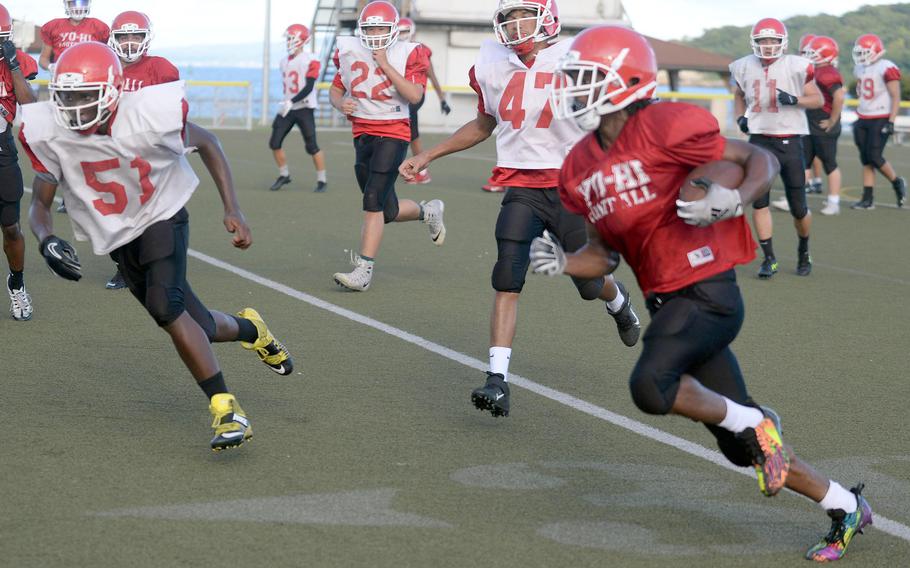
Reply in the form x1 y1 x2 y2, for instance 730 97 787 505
748 134 807 217
353 134 409 224
492 186 604 298
853 117 891 168
630 270 757 467
0 128 23 227
803 132 839 175
269 107 320 155
409 94 426 141
110 208 215 339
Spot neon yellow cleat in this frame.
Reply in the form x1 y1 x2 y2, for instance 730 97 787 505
237 307 294 376
209 393 252 451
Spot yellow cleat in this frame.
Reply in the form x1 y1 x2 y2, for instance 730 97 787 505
209 393 252 451
237 307 294 376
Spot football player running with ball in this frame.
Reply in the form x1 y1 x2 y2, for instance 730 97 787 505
20 43 294 452
731 18 823 278
400 0 640 419
268 23 328 194
329 1 443 292
532 25 873 563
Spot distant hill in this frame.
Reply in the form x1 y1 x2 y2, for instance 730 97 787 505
679 3 910 96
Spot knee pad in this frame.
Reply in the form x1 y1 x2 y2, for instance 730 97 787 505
628 370 676 416
787 194 809 220
573 277 604 301
491 256 527 293
382 200 399 224
822 160 838 176
305 140 320 155
145 285 186 327
871 154 887 169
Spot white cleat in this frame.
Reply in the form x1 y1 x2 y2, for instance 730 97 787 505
820 202 840 216
421 199 446 246
333 253 373 291
771 197 790 212
7 275 33 321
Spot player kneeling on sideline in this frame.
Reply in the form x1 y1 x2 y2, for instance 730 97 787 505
21 42 294 452
0 4 38 321
328 1 444 292
531 26 873 563
269 23 327 193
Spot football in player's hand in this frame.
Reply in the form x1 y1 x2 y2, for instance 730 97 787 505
680 160 745 201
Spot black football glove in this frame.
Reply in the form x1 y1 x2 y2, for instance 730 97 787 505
0 40 19 72
737 115 749 134
776 88 799 106
440 99 451 115
40 236 82 281
883 121 895 135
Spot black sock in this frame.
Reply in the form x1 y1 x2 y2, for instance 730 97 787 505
863 186 874 200
8 270 23 290
798 236 809 255
360 254 374 262
893 177 903 189
417 202 425 221
759 238 775 260
231 315 260 343
198 371 228 399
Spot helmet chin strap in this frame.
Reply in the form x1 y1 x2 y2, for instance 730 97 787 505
575 108 602 132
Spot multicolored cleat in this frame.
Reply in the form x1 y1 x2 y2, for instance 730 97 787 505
806 483 873 562
209 393 252 451
237 307 294 376
737 408 790 497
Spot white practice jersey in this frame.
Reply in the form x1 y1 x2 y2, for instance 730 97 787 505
335 36 419 121
472 39 583 170
855 58 902 119
280 51 319 110
21 81 199 255
730 54 812 136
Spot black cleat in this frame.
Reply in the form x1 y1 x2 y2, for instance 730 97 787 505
105 268 127 290
893 176 907 207
757 257 779 279
607 281 641 347
471 372 510 417
269 175 292 191
796 252 812 276
808 181 824 194
314 181 328 193
851 187 875 210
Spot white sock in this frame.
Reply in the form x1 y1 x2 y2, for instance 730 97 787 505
279 165 289 177
489 347 511 382
819 481 858 513
317 169 327 183
717 397 764 433
605 288 625 313
828 195 840 205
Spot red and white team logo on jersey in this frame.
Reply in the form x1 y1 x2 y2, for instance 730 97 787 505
574 159 656 223
41 18 110 59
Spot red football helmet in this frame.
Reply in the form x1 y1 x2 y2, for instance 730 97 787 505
398 17 415 42
109 11 154 63
284 24 310 55
63 0 91 21
853 34 885 66
0 4 12 43
798 33 816 57
805 36 838 66
358 1 399 51
50 42 124 133
551 25 658 131
494 0 560 55
751 18 788 60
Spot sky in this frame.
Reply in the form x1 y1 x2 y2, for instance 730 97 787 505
4 0 901 48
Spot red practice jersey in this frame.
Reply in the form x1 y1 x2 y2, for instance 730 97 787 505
558 102 756 297
122 55 181 92
40 18 110 61
814 65 844 116
0 50 38 123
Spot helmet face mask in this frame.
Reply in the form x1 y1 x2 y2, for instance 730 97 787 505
49 43 123 134
853 34 885 66
64 0 91 21
550 26 658 132
358 1 400 51
493 0 560 55
109 12 153 63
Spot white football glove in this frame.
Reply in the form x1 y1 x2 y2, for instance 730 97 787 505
676 178 744 228
279 100 293 117
530 230 567 276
